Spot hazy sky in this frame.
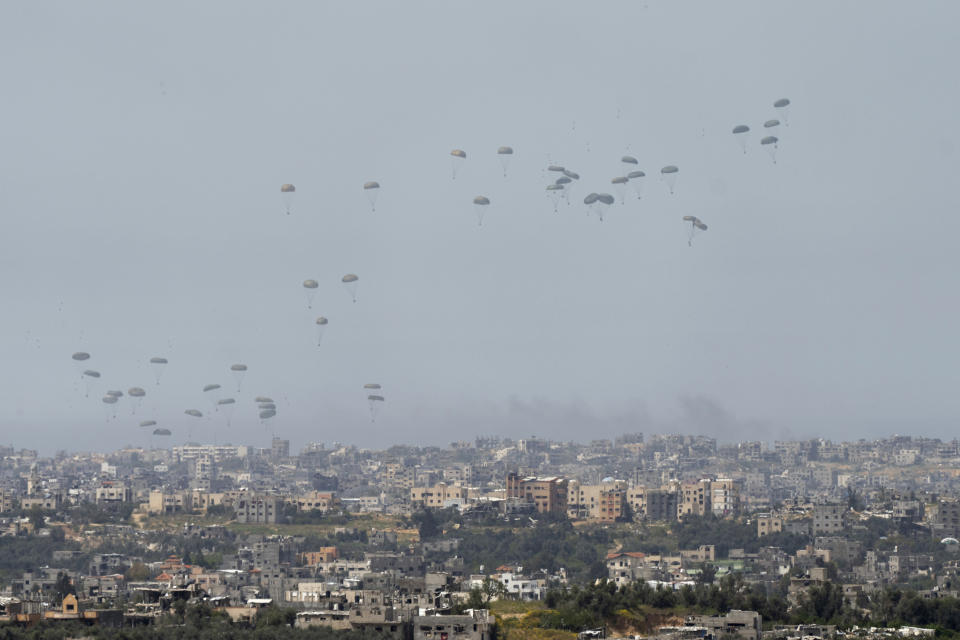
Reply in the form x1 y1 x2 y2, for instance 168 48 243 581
2 1 959 455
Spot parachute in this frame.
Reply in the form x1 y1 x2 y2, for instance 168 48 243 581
472 196 490 226
341 274 359 303
367 394 385 421
363 383 382 390
81 370 100 398
732 125 750 153
660 165 679 194
149 357 168 385
450 149 466 179
259 409 276 420
101 395 118 421
547 165 565 173
255 396 273 403
152 428 171 436
71 352 90 376
139 420 157 428
203 384 222 410
611 177 629 204
315 316 329 346
682 215 708 246
303 279 319 309
106 390 123 398
563 169 580 180
280 183 296 215
763 119 781 140
773 98 791 125
128 387 146 415
621 155 639 166
496 146 514 177
230 364 247 391
363 181 380 212
218 398 237 425
760 135 779 163
626 170 646 199
595 193 615 221
185 409 203 418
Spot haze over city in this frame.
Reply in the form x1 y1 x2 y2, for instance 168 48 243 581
2 1 959 455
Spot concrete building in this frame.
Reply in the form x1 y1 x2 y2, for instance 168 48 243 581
235 495 282 524
505 473 568 516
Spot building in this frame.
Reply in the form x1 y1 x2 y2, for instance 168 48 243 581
505 473 568 516
710 478 741 516
410 483 469 509
235 495 282 524
685 610 762 640
678 480 712 519
756 513 783 537
295 491 340 513
812 503 848 534
413 610 492 640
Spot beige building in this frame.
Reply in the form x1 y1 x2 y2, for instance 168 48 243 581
506 473 568 516
294 491 340 513
410 483 469 509
678 479 712 519
756 513 784 537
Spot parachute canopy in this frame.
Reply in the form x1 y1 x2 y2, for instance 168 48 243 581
139 420 156 427
621 156 639 165
450 149 466 159
218 398 236 406
774 98 791 108
556 176 572 185
72 352 90 361
367 394 385 402
303 279 318 289
153 428 171 436
661 166 679 175
363 181 380 190
596 193 615 205
107 390 123 398
128 387 146 397
627 170 646 179
185 409 203 418
497 146 514 155
763 119 781 129
149 357 168 364
547 165 565 172
584 193 599 205
280 184 296 193
342 274 359 284
203 384 221 392
230 364 247 372
102 396 118 405
732 125 750 134
611 177 628 185
473 196 490 206
563 170 580 180
364 383 382 390
259 409 276 420
761 136 778 145
83 370 101 378
316 316 328 326
255 396 273 403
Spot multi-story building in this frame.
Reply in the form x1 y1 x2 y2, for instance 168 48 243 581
678 479 712 519
0 488 15 513
756 513 784 537
505 473 568 516
812 503 848 534
710 478 741 516
410 483 469 509
295 491 340 513
235 495 282 524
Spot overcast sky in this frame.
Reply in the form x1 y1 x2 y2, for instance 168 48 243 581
2 1 959 455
